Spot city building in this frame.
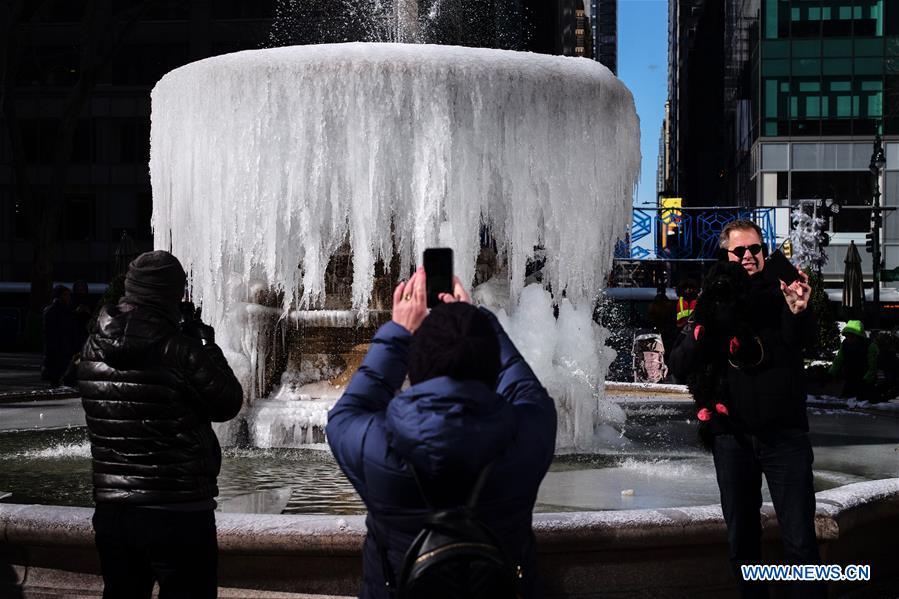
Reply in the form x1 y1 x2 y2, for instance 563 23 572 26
544 0 595 59
0 1 279 346
591 0 618 75
531 0 616 70
665 0 727 207
669 0 899 289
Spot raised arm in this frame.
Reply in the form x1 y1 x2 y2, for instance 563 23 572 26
326 269 426 485
478 307 556 458
181 340 244 423
328 321 411 422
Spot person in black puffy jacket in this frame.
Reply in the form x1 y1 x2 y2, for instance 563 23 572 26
78 250 243 599
669 220 824 599
327 267 556 599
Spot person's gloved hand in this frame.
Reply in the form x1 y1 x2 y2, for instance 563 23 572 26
696 403 729 421
696 402 731 451
692 323 705 341
183 320 215 345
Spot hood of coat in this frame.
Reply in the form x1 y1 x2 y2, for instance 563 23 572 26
91 302 177 367
385 376 516 481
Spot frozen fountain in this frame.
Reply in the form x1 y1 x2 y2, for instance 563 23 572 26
149 42 640 451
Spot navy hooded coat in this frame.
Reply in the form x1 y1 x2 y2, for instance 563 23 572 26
326 307 557 599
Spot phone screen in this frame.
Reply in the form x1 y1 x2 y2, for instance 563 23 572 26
765 249 800 285
424 248 453 308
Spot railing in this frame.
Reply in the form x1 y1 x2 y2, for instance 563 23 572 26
616 206 779 261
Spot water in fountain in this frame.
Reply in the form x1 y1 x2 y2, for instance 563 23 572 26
149 43 640 452
268 0 531 48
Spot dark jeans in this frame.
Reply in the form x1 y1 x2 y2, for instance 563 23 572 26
92 504 218 599
712 431 825 599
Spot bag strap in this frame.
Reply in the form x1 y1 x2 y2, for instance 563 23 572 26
466 461 495 510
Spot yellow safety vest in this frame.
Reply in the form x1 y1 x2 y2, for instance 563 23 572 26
677 297 696 326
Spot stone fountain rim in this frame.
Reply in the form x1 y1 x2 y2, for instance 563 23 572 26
1 479 896 553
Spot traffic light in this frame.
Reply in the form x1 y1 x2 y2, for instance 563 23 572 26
872 215 883 228
865 232 876 254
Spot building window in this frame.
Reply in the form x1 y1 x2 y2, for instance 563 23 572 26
136 192 153 241
63 194 95 242
12 197 29 241
761 143 789 170
214 0 276 20
45 0 87 22
791 171 872 233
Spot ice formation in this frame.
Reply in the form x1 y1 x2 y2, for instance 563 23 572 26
474 280 624 449
151 43 639 317
150 43 641 451
789 207 828 269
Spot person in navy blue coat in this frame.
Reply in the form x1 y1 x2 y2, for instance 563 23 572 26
327 267 557 599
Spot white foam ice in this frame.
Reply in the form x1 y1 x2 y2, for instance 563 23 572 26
478 281 624 450
13 442 92 460
150 42 640 451
247 397 333 448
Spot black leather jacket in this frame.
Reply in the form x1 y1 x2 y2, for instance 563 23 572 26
669 272 815 434
78 302 243 505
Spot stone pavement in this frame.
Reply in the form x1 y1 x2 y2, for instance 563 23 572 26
0 397 85 431
0 352 78 403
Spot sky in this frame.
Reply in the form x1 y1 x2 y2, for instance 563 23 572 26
614 0 669 207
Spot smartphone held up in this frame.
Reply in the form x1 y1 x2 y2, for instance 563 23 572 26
765 249 800 286
423 248 453 308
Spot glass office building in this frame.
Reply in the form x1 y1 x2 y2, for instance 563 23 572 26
747 0 899 283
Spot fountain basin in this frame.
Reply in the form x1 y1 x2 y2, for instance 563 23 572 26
2 480 898 598
2 390 898 595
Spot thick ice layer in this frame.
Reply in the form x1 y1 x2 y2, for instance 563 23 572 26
476 280 624 450
150 43 640 321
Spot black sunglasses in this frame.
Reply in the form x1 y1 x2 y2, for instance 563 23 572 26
728 244 763 258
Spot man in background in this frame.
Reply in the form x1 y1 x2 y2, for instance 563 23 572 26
42 284 73 387
670 220 822 598
675 277 699 331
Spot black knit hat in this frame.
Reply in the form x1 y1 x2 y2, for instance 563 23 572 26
123 250 186 323
408 303 501 388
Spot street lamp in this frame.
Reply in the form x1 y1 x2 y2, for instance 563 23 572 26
868 134 886 329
